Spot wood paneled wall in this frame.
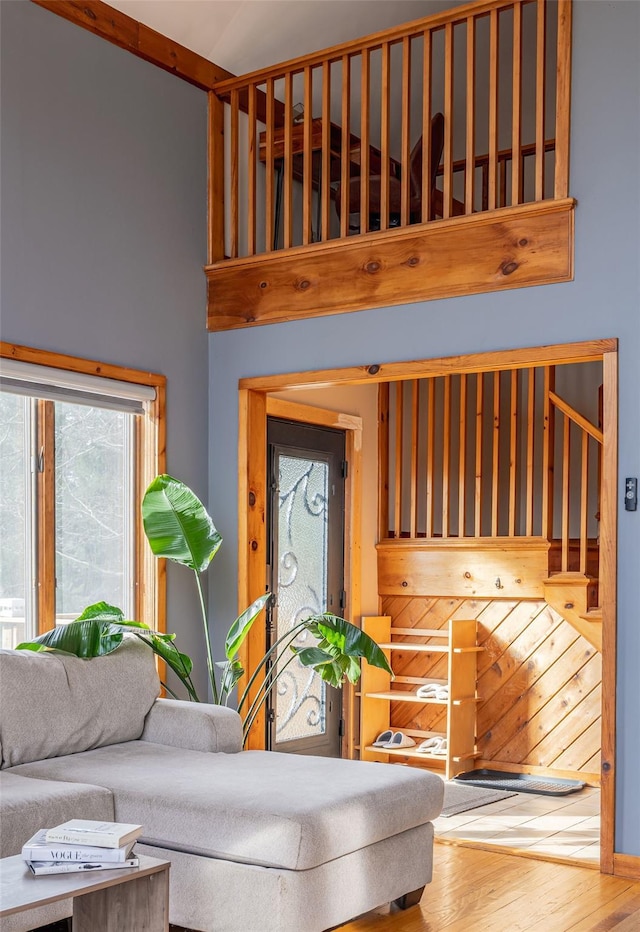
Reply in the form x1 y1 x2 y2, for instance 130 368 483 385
380 594 601 781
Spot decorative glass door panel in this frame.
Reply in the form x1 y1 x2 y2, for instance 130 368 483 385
267 419 345 756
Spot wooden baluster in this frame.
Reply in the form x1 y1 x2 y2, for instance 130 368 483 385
442 375 451 537
283 73 293 249
562 414 570 571
475 372 484 536
499 159 507 209
422 28 433 223
555 0 573 198
525 367 535 535
488 8 499 211
380 42 391 231
508 369 518 536
302 66 313 246
443 22 454 219
491 371 500 536
541 366 556 540
580 431 589 575
247 84 257 256
458 373 467 538
426 378 435 537
360 51 371 235
340 55 351 239
230 88 239 259
378 383 390 540
401 36 411 227
207 91 225 264
465 16 475 216
321 61 331 242
511 0 523 206
410 379 419 537
394 381 404 537
535 0 547 200
265 78 275 252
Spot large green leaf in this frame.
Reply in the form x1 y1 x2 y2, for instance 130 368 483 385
225 593 270 660
141 475 222 573
306 614 392 676
77 602 125 623
16 619 124 657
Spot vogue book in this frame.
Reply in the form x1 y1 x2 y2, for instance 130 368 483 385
22 829 135 863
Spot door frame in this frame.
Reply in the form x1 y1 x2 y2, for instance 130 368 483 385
237 337 617 874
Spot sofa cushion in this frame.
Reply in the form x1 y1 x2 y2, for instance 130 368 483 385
0 638 159 767
0 772 114 857
9 742 444 871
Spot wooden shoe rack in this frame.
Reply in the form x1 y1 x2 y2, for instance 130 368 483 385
359 615 483 779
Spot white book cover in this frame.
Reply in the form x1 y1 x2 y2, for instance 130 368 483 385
27 858 139 876
22 829 135 863
45 820 143 849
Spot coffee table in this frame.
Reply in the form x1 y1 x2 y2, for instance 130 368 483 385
0 853 169 931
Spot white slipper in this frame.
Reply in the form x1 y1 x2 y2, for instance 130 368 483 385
431 738 448 756
416 736 445 753
372 729 394 747
416 683 439 698
383 732 416 749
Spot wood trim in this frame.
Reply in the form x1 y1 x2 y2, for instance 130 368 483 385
30 0 233 90
613 853 640 881
1 341 166 642
554 0 573 198
36 401 56 633
207 199 576 331
240 395 363 755
238 339 615 394
237 389 268 750
600 348 618 874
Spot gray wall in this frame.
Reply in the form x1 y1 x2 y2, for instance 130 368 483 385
209 0 640 854
0 0 210 697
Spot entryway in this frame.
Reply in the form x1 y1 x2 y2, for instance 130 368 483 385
238 339 617 873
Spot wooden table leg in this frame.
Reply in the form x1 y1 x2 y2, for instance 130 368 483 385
73 869 169 932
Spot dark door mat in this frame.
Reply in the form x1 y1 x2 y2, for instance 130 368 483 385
453 768 586 796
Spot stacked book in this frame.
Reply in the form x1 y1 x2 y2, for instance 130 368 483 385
22 819 143 876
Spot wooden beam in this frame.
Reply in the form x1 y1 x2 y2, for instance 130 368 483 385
206 199 575 331
237 338 616 394
31 0 232 90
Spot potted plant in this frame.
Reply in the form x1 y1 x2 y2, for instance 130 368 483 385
18 475 391 746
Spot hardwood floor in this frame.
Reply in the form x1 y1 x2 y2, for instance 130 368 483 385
338 845 640 931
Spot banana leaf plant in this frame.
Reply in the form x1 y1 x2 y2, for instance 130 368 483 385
18 474 392 745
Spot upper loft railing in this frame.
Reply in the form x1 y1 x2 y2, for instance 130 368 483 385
207 0 572 264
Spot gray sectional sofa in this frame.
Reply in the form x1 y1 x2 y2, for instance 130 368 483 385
0 639 444 932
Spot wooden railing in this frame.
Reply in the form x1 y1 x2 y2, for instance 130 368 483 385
379 365 602 580
208 0 572 263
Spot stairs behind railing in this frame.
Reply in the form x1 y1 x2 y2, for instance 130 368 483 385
379 362 603 650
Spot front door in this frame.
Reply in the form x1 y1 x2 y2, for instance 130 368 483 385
266 417 346 756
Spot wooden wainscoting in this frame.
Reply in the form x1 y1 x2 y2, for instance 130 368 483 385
380 594 601 783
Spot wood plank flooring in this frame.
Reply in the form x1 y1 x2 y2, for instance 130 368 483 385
433 785 600 863
338 844 640 931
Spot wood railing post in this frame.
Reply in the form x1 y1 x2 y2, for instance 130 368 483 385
561 413 570 570
207 91 225 264
229 88 239 259
554 0 573 198
541 366 556 539
378 383 390 541
394 381 404 537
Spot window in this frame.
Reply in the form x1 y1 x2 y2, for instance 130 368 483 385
0 346 165 647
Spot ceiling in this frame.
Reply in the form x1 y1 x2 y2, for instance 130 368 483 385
107 0 452 75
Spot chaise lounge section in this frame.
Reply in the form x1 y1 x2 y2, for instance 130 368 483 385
0 639 444 931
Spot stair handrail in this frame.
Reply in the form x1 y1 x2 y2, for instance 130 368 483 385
548 391 603 445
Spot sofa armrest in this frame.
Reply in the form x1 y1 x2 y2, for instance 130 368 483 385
141 698 242 753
